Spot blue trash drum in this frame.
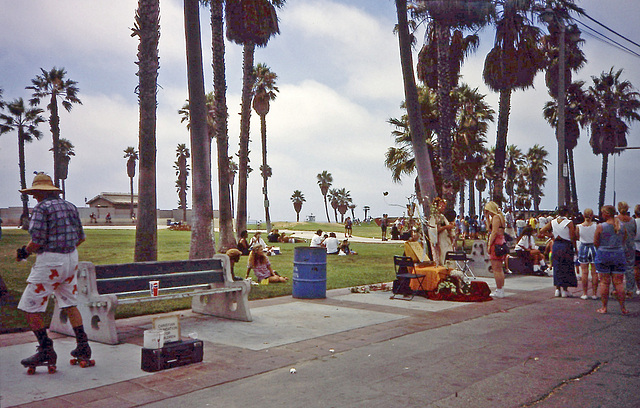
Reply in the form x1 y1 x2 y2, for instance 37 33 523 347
292 247 327 299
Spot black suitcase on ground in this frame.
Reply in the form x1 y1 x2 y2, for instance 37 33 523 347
141 339 203 372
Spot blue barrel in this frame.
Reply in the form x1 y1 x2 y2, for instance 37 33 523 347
292 247 327 299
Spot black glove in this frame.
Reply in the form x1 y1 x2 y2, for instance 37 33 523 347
17 246 30 261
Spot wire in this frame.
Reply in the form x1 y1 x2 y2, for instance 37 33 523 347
575 20 640 59
579 11 640 50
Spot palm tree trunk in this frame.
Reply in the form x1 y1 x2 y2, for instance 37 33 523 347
50 93 61 188
323 195 330 223
435 22 456 208
598 153 608 210
130 176 134 219
568 149 578 212
394 0 437 219
134 0 160 262
468 179 475 216
260 114 271 232
184 0 214 259
236 42 255 237
492 88 512 206
211 0 235 251
459 183 465 217
18 128 29 223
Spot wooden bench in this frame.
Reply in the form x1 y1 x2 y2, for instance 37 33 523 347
50 255 252 344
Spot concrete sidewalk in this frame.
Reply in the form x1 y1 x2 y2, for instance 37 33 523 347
2 274 639 408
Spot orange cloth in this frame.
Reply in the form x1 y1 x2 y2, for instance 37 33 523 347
411 265 449 291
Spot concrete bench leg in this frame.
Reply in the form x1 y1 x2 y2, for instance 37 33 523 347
191 282 252 322
49 262 120 345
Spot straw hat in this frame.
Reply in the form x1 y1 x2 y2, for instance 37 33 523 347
19 173 62 194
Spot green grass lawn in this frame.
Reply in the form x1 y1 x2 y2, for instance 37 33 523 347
0 226 403 332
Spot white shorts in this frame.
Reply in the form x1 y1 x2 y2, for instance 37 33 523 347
18 250 79 313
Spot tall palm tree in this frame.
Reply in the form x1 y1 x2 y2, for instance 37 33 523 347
174 144 190 222
482 0 545 205
503 145 524 210
27 67 82 188
54 138 75 199
184 0 215 258
525 144 550 212
543 80 588 211
0 98 45 225
290 190 305 222
207 0 235 249
416 0 493 208
335 188 352 223
253 63 279 233
317 171 333 222
585 68 640 209
227 0 285 236
131 0 160 261
327 188 340 223
123 146 139 220
393 0 437 219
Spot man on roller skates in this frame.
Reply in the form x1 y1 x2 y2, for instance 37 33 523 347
16 173 93 374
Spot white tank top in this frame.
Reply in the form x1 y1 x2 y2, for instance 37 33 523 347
578 222 597 244
552 217 572 241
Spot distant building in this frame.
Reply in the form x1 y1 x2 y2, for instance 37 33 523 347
86 192 138 211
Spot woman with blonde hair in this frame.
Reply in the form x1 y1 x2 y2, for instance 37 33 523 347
616 201 637 297
576 208 598 299
245 245 288 283
594 205 628 314
484 201 506 298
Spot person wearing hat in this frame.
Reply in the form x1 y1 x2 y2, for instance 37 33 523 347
16 173 92 372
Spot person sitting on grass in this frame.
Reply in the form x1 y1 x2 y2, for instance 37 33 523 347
245 245 288 283
325 232 340 255
340 239 357 255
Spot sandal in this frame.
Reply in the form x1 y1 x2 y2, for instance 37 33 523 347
596 307 607 314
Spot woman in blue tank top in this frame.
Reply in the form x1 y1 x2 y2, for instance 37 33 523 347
594 205 628 315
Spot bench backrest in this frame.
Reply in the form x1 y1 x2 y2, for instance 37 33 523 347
95 258 225 295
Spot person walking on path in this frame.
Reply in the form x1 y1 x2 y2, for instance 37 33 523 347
16 173 92 373
540 206 578 298
380 214 389 241
594 205 629 315
484 201 507 298
577 208 599 300
616 202 637 298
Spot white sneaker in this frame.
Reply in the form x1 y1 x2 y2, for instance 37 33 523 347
591 295 599 300
492 288 505 298
580 295 588 300
636 290 640 296
555 289 561 297
561 289 568 298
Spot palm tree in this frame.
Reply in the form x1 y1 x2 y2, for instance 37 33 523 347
328 188 340 223
0 98 45 225
253 63 279 233
184 0 215 259
130 0 160 261
174 144 190 222
503 145 524 210
482 0 545 206
290 190 305 222
317 171 333 222
27 67 82 188
585 68 640 209
393 0 438 218
416 0 493 209
335 188 352 223
54 138 75 199
123 146 139 220
543 80 588 211
525 144 550 212
227 0 285 236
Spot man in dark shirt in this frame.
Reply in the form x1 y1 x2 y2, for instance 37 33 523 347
16 173 92 373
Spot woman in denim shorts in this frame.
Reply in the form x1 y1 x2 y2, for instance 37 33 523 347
594 205 628 315
577 208 598 300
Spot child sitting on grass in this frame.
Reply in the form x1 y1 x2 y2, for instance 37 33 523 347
245 245 288 283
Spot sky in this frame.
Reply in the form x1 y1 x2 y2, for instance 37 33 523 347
1 0 639 224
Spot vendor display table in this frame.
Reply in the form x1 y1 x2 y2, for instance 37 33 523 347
411 264 449 291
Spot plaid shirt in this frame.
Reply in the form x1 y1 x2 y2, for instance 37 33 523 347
29 196 85 254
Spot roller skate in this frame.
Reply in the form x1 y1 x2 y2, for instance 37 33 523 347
21 344 57 375
70 342 95 368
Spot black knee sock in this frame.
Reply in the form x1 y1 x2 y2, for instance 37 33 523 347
73 325 88 344
34 328 52 348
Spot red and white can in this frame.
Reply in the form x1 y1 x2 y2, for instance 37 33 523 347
149 281 159 296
